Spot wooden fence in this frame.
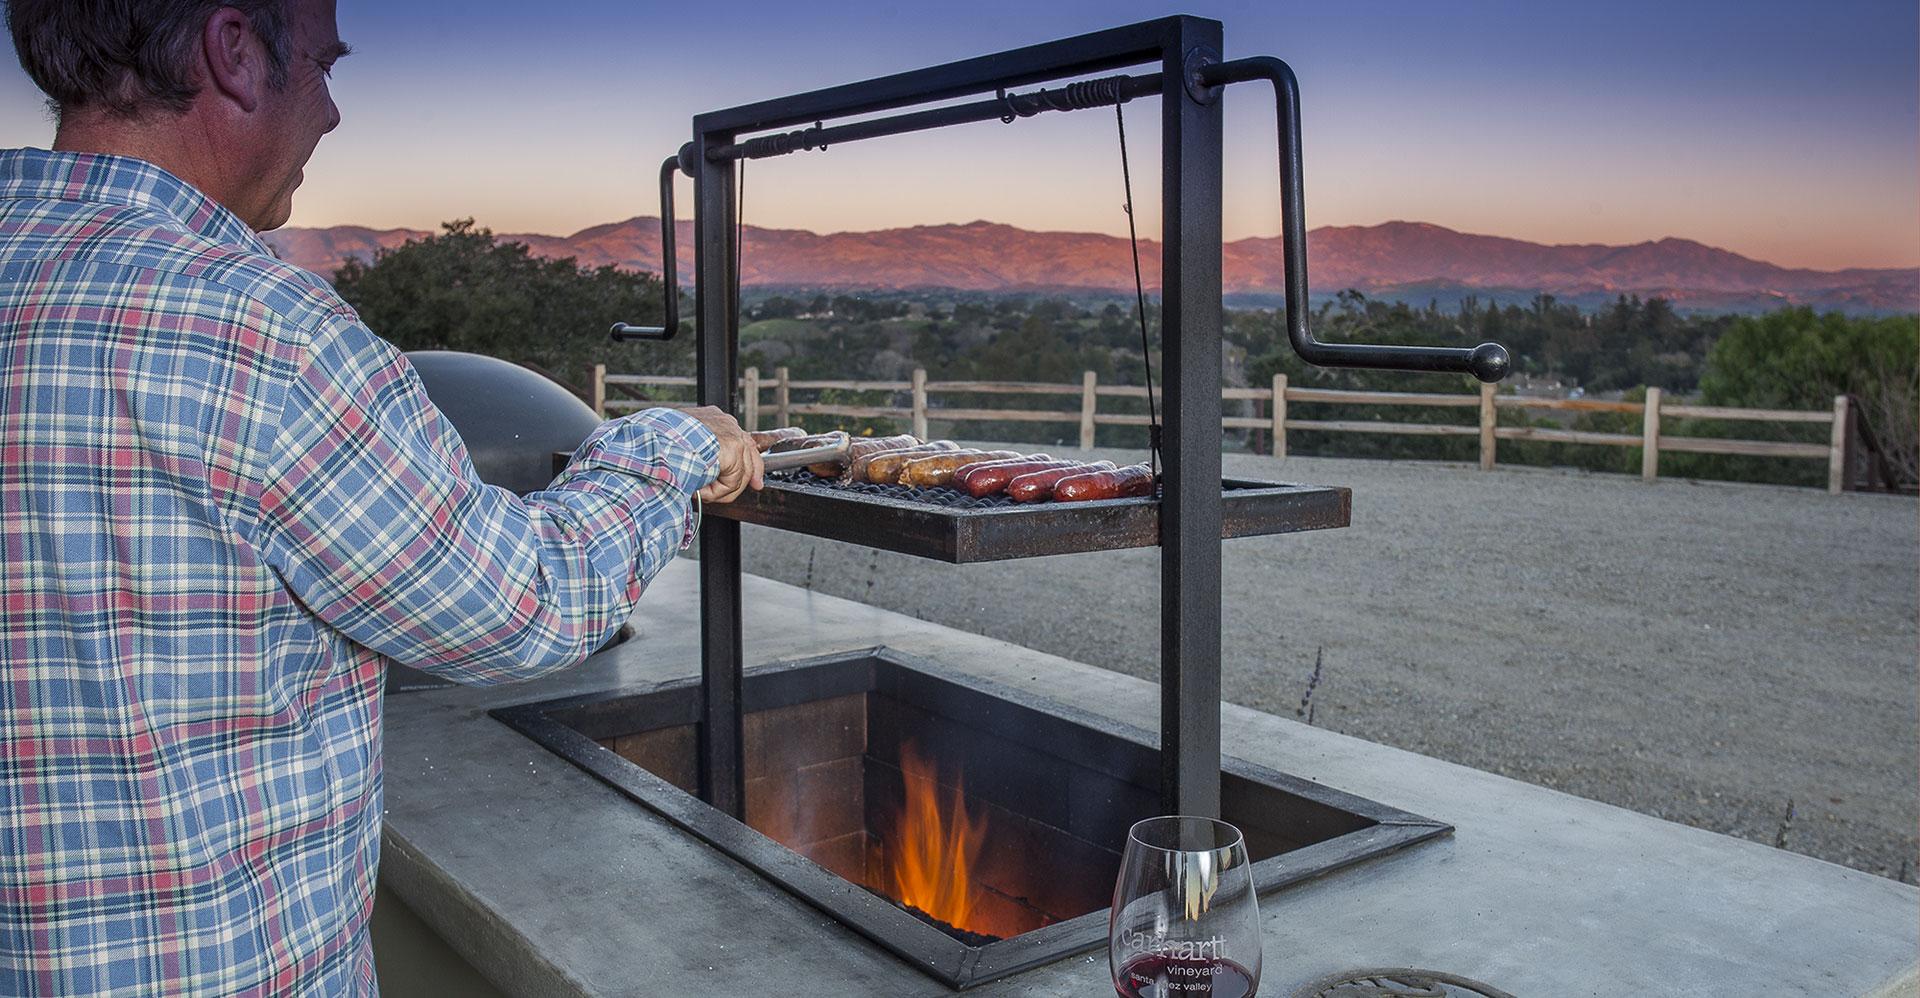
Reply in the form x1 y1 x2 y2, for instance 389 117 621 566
588 365 1868 494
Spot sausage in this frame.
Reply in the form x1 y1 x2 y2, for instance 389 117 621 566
1054 462 1156 502
950 453 1049 492
952 457 1033 494
1006 460 1115 502
960 458 1090 498
767 431 846 454
940 451 1026 479
849 440 955 482
842 433 921 462
900 450 1021 488
832 434 930 481
862 442 963 484
811 433 921 477
748 426 807 451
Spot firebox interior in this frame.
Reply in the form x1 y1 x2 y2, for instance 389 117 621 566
493 648 1450 988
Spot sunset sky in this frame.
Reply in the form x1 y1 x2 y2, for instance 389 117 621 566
3 0 1915 272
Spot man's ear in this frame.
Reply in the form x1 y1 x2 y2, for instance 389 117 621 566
201 7 264 113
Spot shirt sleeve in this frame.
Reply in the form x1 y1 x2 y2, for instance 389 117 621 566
255 315 717 684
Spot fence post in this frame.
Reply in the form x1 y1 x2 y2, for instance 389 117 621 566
1828 394 1849 494
742 367 760 430
1641 387 1663 481
1272 373 1288 461
912 369 929 440
589 364 606 419
1478 381 1497 470
1080 371 1098 450
774 366 791 427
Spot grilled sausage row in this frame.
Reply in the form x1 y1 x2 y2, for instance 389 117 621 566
750 427 1156 501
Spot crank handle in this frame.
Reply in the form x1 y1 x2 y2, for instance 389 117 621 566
1199 56 1509 383
611 150 691 342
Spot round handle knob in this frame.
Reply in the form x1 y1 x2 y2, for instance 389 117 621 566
1469 343 1511 384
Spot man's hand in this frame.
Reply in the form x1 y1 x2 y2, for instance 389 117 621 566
683 406 764 503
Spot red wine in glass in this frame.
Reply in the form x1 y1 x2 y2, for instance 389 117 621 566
1109 816 1262 998
1114 954 1257 998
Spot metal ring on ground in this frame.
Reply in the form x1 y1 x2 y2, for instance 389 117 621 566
1288 968 1519 998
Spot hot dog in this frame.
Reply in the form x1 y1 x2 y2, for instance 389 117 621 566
1053 462 1156 502
748 426 807 451
900 450 1021 488
1006 460 1115 502
960 457 1087 498
812 433 921 477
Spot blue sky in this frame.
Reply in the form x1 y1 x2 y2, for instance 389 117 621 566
4 0 1915 270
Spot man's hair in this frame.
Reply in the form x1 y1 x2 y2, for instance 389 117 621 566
5 0 290 118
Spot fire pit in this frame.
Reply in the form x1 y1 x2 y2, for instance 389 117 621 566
492 648 1450 989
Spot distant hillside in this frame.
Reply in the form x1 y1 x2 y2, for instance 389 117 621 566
265 218 1919 315
266 224 431 275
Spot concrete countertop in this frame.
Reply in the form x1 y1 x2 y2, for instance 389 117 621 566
378 557 1919 997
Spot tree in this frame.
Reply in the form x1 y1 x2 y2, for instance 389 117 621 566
1695 308 1918 485
752 295 801 320
333 219 693 387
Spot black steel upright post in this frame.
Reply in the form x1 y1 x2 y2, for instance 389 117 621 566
1158 18 1225 819
694 129 746 819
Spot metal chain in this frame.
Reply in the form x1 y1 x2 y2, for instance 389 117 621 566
1114 97 1161 480
735 157 745 336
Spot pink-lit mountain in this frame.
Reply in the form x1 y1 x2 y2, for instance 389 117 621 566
264 218 1918 314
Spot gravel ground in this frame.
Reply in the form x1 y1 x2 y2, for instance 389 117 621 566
734 446 1920 885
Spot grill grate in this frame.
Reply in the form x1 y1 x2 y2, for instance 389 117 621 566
773 470 1029 509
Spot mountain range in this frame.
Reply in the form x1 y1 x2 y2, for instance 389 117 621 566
263 218 1919 315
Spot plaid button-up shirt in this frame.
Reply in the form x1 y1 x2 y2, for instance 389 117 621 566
0 149 718 996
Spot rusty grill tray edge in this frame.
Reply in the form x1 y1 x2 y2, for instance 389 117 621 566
708 473 1352 563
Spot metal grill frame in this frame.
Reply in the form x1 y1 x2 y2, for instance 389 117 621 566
691 15 1235 821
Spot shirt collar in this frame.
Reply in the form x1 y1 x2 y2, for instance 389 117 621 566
0 146 270 254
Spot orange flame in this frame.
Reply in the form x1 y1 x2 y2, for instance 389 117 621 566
889 741 986 931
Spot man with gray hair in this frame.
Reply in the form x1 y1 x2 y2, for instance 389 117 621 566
0 1 762 994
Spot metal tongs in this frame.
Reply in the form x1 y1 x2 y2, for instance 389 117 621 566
758 431 853 473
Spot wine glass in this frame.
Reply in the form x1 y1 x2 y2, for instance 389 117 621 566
1109 815 1262 998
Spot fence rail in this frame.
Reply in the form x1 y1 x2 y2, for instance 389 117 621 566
588 365 1868 493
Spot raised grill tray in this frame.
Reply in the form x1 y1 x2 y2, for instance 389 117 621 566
708 470 1351 563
